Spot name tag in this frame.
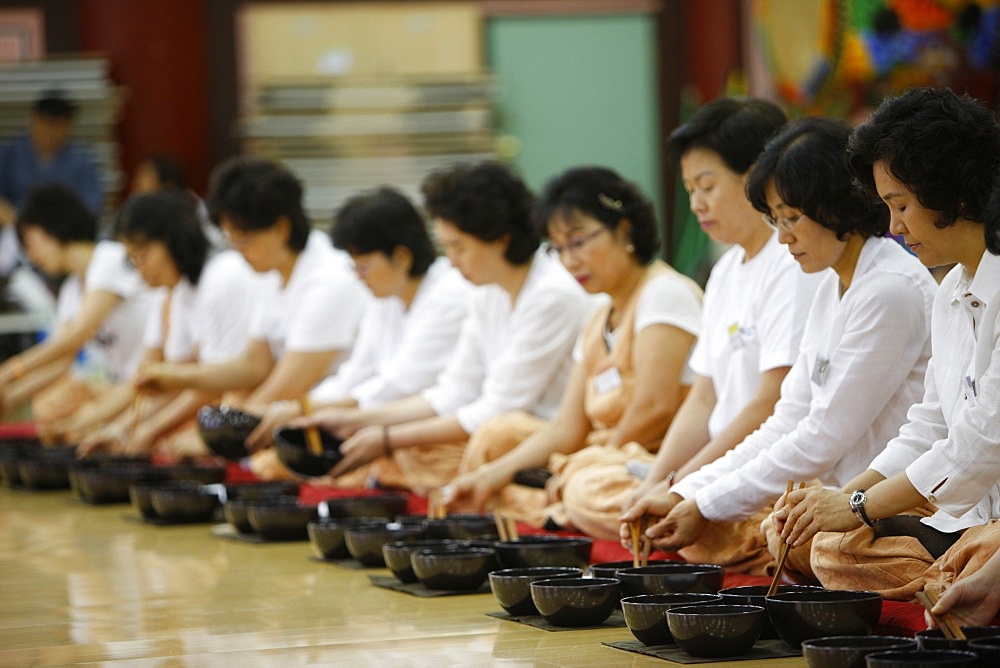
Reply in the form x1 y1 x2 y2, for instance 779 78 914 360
811 355 831 386
593 366 623 394
728 322 755 350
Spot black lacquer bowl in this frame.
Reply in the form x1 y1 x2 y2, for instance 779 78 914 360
666 604 766 658
529 577 621 627
621 593 722 646
719 584 824 639
616 563 725 597
343 522 426 566
308 517 392 560
320 493 409 520
488 567 583 616
766 589 882 648
801 635 918 668
273 426 343 477
149 482 222 522
383 539 468 583
197 404 261 460
493 535 592 570
409 546 497 591
244 500 319 540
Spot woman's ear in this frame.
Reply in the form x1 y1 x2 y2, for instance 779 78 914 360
273 215 292 245
391 245 414 273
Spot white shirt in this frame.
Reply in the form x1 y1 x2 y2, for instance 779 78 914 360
310 258 472 408
572 269 703 384
250 231 369 376
673 237 936 522
56 240 153 382
689 231 821 438
142 250 259 364
422 250 591 433
870 249 1000 533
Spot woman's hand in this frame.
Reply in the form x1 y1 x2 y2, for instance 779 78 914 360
443 466 508 513
928 575 1000 629
773 487 858 547
245 400 301 452
133 363 185 393
77 424 127 458
645 498 709 552
618 491 682 550
290 406 365 441
328 425 385 479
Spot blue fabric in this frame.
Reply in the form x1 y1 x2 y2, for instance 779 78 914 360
0 133 103 214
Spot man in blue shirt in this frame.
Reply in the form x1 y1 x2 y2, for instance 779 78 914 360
0 91 103 277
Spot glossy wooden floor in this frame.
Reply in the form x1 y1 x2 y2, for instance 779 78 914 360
0 488 807 666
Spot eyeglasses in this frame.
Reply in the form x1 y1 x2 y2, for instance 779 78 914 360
221 228 262 250
762 212 803 233
545 227 607 257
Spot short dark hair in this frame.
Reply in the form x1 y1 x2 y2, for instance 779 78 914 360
16 183 96 243
536 166 660 264
421 161 538 265
143 154 188 190
331 187 436 277
847 87 1000 230
668 97 788 174
206 157 310 251
115 191 210 284
747 117 888 240
33 90 78 119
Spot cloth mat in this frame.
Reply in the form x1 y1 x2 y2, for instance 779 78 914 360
369 574 492 597
603 638 801 664
485 608 626 632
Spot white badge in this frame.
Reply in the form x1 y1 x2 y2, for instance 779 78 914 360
811 355 830 387
728 322 744 350
593 366 623 394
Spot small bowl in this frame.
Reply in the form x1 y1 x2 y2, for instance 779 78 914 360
273 426 343 476
0 439 36 486
17 446 77 489
245 500 319 540
529 577 621 627
590 559 678 580
344 522 426 566
766 589 882 648
72 462 163 504
719 584 824 639
968 636 1000 664
160 463 227 484
383 539 468 583
224 481 300 501
915 626 1000 651
493 535 593 569
865 650 979 667
308 517 391 560
320 493 409 519
197 404 261 460
410 546 498 591
129 480 170 519
666 604 766 658
488 567 584 616
801 635 919 668
621 593 723 646
616 563 725 597
149 482 222 522
423 514 499 540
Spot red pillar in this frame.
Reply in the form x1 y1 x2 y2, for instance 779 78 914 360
682 0 743 103
78 0 211 198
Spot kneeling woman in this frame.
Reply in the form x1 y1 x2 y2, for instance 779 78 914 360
293 162 592 493
0 184 152 434
444 166 702 528
622 116 936 576
78 191 259 457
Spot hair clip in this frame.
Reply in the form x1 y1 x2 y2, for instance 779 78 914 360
598 193 623 212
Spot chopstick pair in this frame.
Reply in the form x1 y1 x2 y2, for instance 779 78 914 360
427 489 447 520
124 392 147 448
916 589 966 640
767 480 806 596
494 511 518 542
298 396 324 456
629 516 652 568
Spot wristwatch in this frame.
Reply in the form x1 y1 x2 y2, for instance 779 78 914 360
849 489 875 528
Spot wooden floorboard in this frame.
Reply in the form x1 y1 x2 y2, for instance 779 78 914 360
0 487 806 666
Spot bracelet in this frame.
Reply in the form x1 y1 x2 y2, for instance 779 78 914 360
665 470 678 488
382 425 392 457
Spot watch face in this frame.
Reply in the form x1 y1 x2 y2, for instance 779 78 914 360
850 490 865 507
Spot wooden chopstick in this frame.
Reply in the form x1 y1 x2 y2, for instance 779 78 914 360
916 589 966 640
493 511 517 541
298 396 323 457
630 518 643 568
427 489 446 520
767 481 804 596
639 515 652 567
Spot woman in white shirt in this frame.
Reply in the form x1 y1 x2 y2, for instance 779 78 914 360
294 162 592 494
245 186 471 451
442 166 702 531
622 117 937 577
774 88 1000 600
0 184 151 434
134 158 367 410
76 191 258 457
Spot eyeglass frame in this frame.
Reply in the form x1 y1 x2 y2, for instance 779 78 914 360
544 226 608 258
761 211 803 233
